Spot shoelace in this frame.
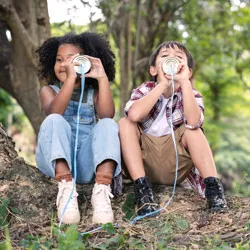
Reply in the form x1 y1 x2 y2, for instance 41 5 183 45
206 183 223 198
93 185 114 211
57 185 78 209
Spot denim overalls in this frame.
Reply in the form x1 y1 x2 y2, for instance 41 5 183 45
36 85 121 184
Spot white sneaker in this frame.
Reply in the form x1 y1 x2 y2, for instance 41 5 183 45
56 180 80 224
91 183 114 224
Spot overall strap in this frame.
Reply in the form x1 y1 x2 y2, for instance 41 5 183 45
86 87 95 106
49 85 60 93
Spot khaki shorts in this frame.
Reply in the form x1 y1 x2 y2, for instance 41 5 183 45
140 125 193 185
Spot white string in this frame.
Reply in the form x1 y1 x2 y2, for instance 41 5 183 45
58 65 85 228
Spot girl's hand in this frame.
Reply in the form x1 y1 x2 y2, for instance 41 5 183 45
84 56 107 80
62 56 79 81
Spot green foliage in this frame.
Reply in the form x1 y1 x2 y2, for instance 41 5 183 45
0 197 9 227
0 89 14 128
101 222 116 234
122 193 136 221
8 215 250 249
203 235 233 249
56 225 85 249
51 22 89 36
20 235 53 250
0 228 12 250
236 241 250 250
0 88 28 131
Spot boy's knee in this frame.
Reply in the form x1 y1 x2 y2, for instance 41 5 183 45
184 127 202 136
181 127 203 144
118 117 127 128
118 117 136 130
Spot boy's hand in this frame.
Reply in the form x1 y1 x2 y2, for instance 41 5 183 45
157 64 172 90
165 59 191 87
84 56 108 81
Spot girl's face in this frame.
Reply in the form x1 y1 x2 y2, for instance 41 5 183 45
54 44 81 82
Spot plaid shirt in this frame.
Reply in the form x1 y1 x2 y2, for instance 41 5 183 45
124 81 206 197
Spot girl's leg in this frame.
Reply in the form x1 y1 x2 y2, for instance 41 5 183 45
36 114 80 224
119 117 157 216
55 159 72 182
181 128 227 211
36 114 73 179
91 118 121 224
95 159 115 185
92 118 121 177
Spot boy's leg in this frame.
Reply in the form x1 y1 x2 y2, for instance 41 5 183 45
181 128 217 178
141 125 194 185
118 118 145 179
119 117 158 216
91 118 121 224
36 114 80 224
181 128 227 211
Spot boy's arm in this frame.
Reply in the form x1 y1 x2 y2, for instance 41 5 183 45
166 60 203 127
181 82 203 127
127 83 167 122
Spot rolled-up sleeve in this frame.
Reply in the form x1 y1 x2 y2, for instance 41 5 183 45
124 82 153 116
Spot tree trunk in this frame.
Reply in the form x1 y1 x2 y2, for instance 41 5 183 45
119 11 132 116
0 0 51 136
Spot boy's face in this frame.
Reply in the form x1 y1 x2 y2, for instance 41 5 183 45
150 45 191 80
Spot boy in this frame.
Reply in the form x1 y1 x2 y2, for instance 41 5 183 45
119 41 227 216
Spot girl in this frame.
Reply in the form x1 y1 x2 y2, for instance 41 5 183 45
35 32 121 225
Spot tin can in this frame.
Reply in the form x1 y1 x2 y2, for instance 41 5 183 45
162 57 179 75
73 55 91 74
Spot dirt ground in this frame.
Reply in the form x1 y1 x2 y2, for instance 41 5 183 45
0 124 249 249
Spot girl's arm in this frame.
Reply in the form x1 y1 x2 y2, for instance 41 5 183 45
41 59 77 115
85 56 115 118
40 76 76 115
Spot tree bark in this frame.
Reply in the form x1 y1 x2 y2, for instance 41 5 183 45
0 0 51 136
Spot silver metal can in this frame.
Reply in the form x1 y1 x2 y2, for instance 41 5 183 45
162 57 179 75
73 55 91 74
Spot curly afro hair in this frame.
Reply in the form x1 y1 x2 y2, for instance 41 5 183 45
36 32 115 88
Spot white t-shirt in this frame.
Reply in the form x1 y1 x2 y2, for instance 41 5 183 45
144 96 171 137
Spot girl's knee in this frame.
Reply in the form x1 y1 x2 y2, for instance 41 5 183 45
43 114 63 125
94 118 118 135
40 114 70 132
97 118 118 129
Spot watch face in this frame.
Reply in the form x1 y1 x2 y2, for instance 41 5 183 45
73 55 91 74
162 57 179 75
